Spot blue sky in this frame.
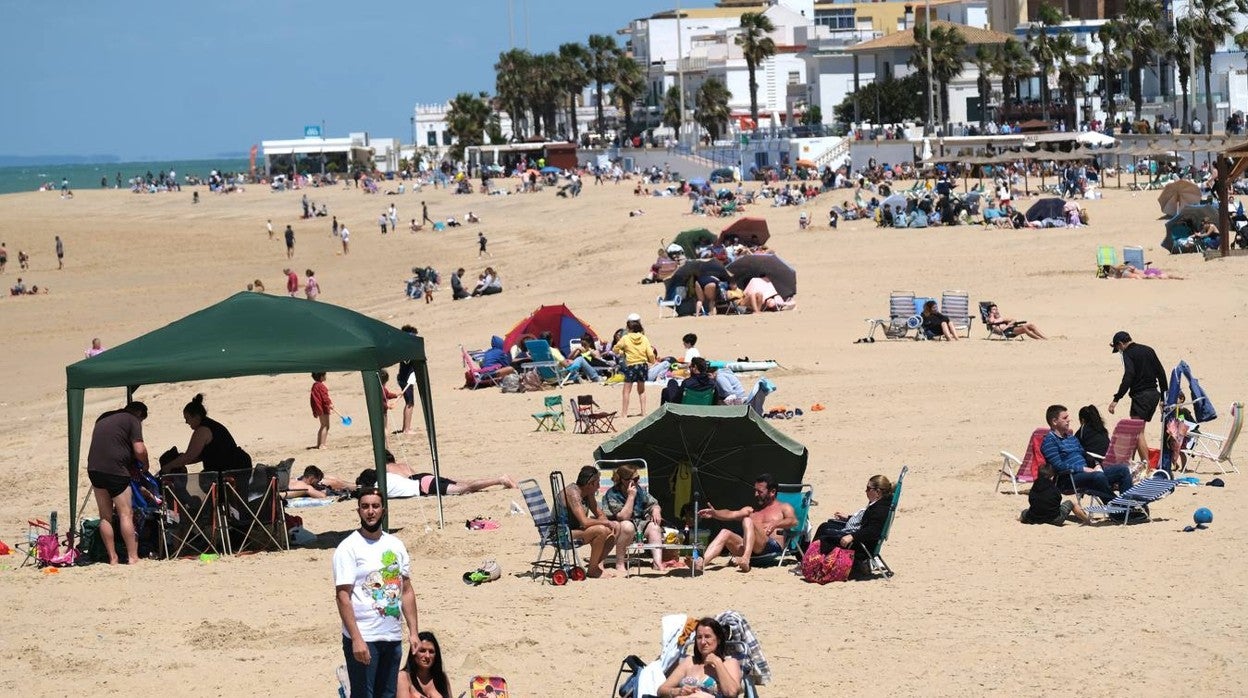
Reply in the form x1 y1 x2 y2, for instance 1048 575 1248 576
0 0 693 161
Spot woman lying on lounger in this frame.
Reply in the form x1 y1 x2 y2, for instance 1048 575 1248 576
985 304 1047 339
292 451 516 499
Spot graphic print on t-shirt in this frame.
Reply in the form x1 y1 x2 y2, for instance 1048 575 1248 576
362 549 403 618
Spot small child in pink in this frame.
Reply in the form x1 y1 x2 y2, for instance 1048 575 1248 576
310 372 332 448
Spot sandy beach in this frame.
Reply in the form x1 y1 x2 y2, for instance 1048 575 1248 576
0 171 1245 697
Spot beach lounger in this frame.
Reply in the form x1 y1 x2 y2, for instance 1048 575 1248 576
865 291 918 340
855 464 907 579
460 345 503 390
998 428 1049 494
1123 246 1146 271
941 290 973 338
1179 401 1241 474
531 394 566 432
1084 472 1177 525
979 300 1024 340
1086 418 1147 474
1096 245 1118 278
616 611 766 698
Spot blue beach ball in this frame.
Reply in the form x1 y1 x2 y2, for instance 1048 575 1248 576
1193 507 1213 525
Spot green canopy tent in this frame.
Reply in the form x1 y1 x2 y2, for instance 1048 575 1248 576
65 292 441 534
592 404 807 519
672 228 716 257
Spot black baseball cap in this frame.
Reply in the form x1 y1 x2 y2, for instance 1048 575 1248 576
1110 331 1131 353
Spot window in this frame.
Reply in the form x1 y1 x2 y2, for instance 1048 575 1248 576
442 130 453 146
814 8 855 30
788 71 800 85
426 131 438 147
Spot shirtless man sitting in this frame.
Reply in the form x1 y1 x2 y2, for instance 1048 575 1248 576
696 473 796 573
558 465 622 578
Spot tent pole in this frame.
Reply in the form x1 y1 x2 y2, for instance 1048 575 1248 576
416 363 443 529
361 371 391 530
67 388 85 547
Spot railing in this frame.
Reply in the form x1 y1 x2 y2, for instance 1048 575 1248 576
813 138 850 170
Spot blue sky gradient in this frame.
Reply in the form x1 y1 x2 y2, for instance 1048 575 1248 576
1 0 692 160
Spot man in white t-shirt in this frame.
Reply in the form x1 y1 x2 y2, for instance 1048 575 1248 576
334 489 418 698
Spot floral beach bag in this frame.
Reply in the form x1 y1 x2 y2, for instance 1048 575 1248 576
800 539 854 584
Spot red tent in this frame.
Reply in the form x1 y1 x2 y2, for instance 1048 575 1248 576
502 304 600 355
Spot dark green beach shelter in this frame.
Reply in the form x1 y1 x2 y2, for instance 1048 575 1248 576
593 404 807 519
672 228 716 257
65 292 440 532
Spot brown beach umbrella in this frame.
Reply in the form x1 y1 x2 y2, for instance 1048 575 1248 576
1157 180 1202 217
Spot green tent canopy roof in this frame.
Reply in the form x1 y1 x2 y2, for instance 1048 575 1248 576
67 292 424 389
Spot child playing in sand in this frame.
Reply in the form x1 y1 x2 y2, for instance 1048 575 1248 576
310 372 332 449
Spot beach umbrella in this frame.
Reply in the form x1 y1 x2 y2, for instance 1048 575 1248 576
1025 197 1068 222
672 228 717 256
880 193 908 212
593 404 808 520
727 253 797 299
539 165 560 174
665 259 729 297
1163 203 1218 252
718 217 771 246
1157 180 1201 217
796 158 816 169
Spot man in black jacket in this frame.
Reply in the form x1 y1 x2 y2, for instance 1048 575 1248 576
1108 330 1167 461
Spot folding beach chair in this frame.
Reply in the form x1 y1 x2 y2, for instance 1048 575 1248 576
614 611 765 698
571 394 615 434
1086 418 1147 474
941 290 973 338
745 378 775 416
467 675 510 697
522 339 568 385
519 474 584 585
749 483 813 567
1123 246 1146 271
1084 472 1177 525
218 467 289 554
681 386 716 405
979 300 1025 340
856 465 906 579
1095 245 1118 277
1180 401 1242 474
460 345 503 390
998 428 1049 494
657 285 686 319
531 394 566 431
865 291 917 340
160 472 226 559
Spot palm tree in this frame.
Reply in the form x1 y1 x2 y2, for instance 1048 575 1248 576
1166 18 1195 131
992 39 1034 121
587 34 619 137
736 12 777 131
1188 0 1248 130
695 78 733 140
445 92 491 160
910 23 966 134
1025 4 1064 122
528 52 562 138
1093 21 1131 125
495 49 533 140
1053 31 1091 130
662 85 685 129
1112 0 1163 121
612 56 647 142
558 42 590 141
971 44 995 130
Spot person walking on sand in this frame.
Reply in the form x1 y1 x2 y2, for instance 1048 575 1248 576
55 235 64 270
0 242 7 272
421 201 433 226
86 401 149 565
284 224 295 259
477 232 489 257
305 269 320 300
334 489 419 698
1108 331 1167 462
311 372 332 449
267 219 274 240
340 224 350 254
331 215 339 237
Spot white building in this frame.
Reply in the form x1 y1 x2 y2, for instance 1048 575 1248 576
261 132 394 176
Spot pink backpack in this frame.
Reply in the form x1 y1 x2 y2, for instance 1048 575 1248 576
801 539 854 584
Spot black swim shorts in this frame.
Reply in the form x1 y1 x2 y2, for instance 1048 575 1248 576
88 470 131 498
1130 389 1162 422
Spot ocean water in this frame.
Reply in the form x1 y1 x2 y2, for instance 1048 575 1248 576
0 158 251 195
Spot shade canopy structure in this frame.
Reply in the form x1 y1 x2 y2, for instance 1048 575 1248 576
672 228 717 256
592 404 808 520
65 292 441 531
727 254 797 299
1025 197 1068 222
719 217 771 247
502 304 600 355
1157 180 1202 217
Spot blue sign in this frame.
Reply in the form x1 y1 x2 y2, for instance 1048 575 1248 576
304 125 322 138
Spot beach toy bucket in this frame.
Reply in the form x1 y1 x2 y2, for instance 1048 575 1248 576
340 415 353 426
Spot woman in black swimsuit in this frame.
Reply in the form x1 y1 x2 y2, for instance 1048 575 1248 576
160 394 252 474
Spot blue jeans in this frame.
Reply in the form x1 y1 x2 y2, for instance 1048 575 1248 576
1069 470 1116 504
341 635 402 698
564 356 599 382
1102 464 1134 496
